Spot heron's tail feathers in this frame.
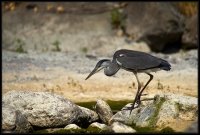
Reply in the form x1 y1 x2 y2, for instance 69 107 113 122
160 60 171 71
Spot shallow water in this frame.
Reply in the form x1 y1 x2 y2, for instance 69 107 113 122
76 100 132 113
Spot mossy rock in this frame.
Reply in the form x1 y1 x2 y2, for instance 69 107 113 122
32 129 49 134
86 126 111 133
159 126 175 133
133 126 156 133
148 96 166 126
52 128 86 134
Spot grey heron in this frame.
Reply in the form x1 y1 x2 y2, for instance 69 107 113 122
85 49 171 112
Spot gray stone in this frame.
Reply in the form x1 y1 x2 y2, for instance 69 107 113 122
2 91 97 128
156 100 179 127
2 103 33 133
110 103 157 128
110 122 136 133
95 99 113 124
159 93 197 108
89 122 109 129
64 124 82 130
109 104 136 125
124 2 184 52
87 122 111 133
110 95 166 129
134 104 157 127
77 106 99 127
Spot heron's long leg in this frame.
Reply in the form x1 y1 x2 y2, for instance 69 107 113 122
137 72 153 102
131 72 141 109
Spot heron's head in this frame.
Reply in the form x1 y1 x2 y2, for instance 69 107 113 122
85 59 110 80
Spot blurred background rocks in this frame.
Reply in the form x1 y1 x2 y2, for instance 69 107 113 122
2 2 198 54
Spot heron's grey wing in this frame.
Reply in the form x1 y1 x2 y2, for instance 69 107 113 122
116 53 162 70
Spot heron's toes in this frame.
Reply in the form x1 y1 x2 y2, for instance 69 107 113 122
122 102 140 111
121 106 134 111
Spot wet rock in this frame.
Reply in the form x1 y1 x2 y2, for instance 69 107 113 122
110 94 198 132
63 124 85 133
111 122 136 133
95 99 113 124
87 122 111 133
64 124 82 130
76 106 99 127
2 90 95 128
124 2 184 52
134 104 157 127
109 104 137 125
110 101 158 128
2 103 33 133
182 15 197 49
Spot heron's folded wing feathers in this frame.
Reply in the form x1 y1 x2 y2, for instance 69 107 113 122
116 53 162 70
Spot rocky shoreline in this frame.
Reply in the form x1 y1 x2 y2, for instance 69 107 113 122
2 91 198 133
2 2 198 133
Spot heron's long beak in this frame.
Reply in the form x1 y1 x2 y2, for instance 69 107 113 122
85 67 104 80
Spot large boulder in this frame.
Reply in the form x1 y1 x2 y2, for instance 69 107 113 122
109 98 160 128
181 15 197 49
156 100 179 127
124 2 185 52
2 104 33 133
109 94 197 132
76 106 99 128
2 91 98 128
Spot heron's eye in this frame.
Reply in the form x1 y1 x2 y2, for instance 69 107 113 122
119 54 125 57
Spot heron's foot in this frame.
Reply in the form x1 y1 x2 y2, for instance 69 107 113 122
122 100 140 114
122 105 137 111
122 105 139 115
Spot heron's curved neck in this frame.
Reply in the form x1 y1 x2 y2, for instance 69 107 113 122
104 61 120 76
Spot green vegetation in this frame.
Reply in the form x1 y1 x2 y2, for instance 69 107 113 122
131 97 168 133
32 129 49 134
133 126 156 133
15 38 27 53
52 129 86 134
175 102 184 112
159 126 175 133
80 47 88 53
132 124 175 133
106 100 131 113
76 101 96 110
157 80 164 90
86 126 111 133
110 8 126 30
76 100 132 113
52 40 61 52
148 97 166 126
175 102 197 115
67 77 83 90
